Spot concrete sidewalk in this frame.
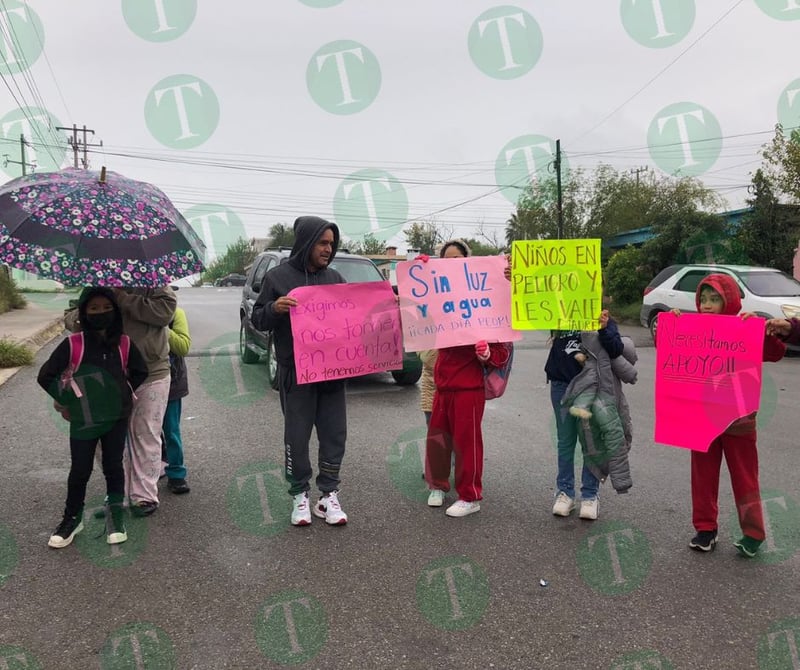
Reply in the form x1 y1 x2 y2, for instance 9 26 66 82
0 301 67 387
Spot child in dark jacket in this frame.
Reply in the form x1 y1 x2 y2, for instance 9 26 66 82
38 287 148 549
545 310 624 520
675 274 785 557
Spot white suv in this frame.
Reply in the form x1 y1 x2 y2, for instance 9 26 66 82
640 264 800 341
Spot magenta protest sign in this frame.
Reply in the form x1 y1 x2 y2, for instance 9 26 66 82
654 312 765 452
396 255 520 352
288 282 402 384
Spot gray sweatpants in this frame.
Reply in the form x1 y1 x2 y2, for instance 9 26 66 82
278 365 347 496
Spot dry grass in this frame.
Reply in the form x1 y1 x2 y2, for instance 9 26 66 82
0 338 34 368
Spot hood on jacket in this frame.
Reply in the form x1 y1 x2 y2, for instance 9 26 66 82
438 238 472 258
289 216 340 272
77 286 124 344
695 273 741 315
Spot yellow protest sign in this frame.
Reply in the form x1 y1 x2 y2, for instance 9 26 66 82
510 239 602 330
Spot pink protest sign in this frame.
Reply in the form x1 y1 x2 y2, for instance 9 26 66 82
654 312 765 452
396 255 521 352
288 281 402 384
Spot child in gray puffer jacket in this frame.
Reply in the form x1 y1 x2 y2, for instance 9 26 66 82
561 333 638 494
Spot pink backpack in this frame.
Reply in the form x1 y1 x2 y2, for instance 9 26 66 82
484 342 514 400
59 332 131 399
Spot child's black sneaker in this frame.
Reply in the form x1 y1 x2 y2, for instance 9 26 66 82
689 529 718 552
734 535 762 558
131 501 158 517
48 514 83 549
167 478 191 494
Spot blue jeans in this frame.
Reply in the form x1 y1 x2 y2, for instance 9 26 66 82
550 380 598 500
162 398 187 480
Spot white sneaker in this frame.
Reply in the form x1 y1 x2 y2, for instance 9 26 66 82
552 492 575 517
427 490 445 507
445 500 480 517
579 497 599 520
291 492 311 526
313 490 348 525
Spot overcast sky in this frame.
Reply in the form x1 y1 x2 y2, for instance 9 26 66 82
0 0 798 257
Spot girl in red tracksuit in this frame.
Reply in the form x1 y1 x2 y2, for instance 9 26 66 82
682 274 785 557
425 339 510 517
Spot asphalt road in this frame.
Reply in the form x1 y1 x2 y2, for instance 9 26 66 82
1 288 799 669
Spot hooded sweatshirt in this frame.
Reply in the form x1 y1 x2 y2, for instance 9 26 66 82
38 287 149 435
113 287 177 383
695 273 785 435
252 216 345 367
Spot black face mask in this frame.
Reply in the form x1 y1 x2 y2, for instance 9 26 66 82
84 311 115 331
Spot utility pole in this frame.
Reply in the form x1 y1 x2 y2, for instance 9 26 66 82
2 134 36 175
555 139 564 239
55 124 103 169
630 165 649 186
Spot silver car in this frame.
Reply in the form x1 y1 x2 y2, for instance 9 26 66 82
640 264 800 342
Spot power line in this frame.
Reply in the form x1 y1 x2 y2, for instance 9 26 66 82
569 0 747 145
25 5 72 124
0 0 62 151
0 1 62 165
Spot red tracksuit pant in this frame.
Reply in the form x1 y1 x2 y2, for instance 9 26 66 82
425 388 485 502
691 431 765 541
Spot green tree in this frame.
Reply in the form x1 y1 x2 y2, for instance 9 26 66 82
638 177 725 274
763 125 800 203
506 166 654 245
404 221 452 255
505 174 586 243
583 165 654 239
201 238 258 284
345 233 386 255
605 246 645 304
735 169 800 273
267 223 295 249
461 237 501 256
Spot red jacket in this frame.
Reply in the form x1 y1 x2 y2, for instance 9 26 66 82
434 343 510 392
697 274 785 435
783 318 800 345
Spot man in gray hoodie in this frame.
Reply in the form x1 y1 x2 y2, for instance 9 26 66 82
252 216 349 527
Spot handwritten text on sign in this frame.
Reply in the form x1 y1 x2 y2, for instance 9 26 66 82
288 282 402 384
654 312 764 452
510 239 602 330
396 255 520 351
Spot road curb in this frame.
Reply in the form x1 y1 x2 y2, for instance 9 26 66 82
0 316 65 388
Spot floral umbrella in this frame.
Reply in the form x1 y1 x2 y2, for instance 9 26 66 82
0 167 206 287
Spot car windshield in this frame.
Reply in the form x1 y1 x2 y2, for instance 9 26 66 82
738 270 800 297
329 258 385 283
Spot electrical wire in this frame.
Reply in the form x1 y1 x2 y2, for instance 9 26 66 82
569 0 747 145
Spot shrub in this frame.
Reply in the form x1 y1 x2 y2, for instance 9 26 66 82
606 246 648 305
0 269 26 314
0 339 34 368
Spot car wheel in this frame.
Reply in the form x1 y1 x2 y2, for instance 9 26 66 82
240 318 260 364
648 312 661 341
224 281 232 287
391 368 422 385
266 333 279 390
